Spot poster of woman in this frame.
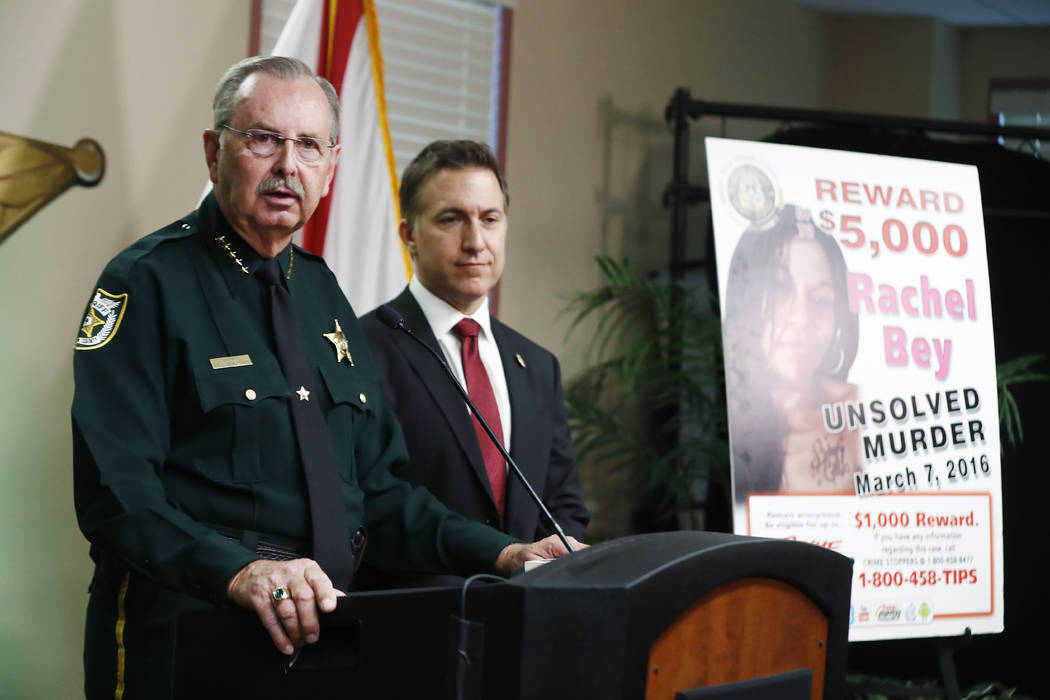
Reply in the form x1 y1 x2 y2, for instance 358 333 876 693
724 203 862 498
706 138 1003 642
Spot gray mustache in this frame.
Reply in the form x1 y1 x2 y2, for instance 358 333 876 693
258 176 304 200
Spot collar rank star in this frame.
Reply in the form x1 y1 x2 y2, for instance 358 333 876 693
296 386 310 401
324 319 354 366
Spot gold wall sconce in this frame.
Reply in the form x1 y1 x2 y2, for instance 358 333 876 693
0 131 105 245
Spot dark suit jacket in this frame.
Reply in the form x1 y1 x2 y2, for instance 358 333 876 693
358 288 588 585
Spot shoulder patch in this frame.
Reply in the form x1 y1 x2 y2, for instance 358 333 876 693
75 288 128 350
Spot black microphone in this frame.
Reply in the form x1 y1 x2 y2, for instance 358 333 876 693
375 304 574 554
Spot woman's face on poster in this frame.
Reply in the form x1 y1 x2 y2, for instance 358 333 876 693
761 237 836 385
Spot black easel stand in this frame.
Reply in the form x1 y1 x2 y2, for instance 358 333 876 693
846 630 975 699
937 628 972 700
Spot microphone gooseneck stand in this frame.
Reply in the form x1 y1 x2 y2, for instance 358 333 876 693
375 304 575 554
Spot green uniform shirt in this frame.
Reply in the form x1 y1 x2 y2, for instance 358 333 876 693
72 193 513 606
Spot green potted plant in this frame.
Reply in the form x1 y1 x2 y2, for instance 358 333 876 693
561 256 727 536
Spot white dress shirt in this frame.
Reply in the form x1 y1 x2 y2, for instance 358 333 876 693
408 277 512 452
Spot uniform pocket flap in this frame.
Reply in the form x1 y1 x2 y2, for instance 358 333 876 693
193 362 290 413
319 364 378 415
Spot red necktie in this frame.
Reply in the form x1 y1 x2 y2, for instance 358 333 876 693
452 318 506 523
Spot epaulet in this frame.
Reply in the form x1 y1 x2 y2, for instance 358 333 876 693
293 242 326 263
105 213 200 278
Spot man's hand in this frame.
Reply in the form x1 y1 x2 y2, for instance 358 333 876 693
226 558 344 655
494 534 587 575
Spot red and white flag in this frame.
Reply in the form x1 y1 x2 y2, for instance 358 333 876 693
275 0 409 313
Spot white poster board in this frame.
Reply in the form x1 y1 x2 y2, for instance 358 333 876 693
706 137 1004 642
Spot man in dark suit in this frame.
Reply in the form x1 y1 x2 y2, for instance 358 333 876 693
360 140 588 585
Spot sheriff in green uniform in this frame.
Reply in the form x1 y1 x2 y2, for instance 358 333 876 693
72 56 572 700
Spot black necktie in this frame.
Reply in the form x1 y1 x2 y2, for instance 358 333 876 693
257 257 353 590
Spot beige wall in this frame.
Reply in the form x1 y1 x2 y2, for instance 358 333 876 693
959 26 1050 123
825 15 951 119
2 0 1048 694
929 20 961 120
500 0 830 377
0 1 249 696
823 16 962 121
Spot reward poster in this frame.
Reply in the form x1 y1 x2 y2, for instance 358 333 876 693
706 138 1003 642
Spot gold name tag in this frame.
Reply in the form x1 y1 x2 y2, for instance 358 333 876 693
209 354 253 370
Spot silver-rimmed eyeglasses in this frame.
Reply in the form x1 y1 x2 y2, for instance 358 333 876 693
221 124 334 163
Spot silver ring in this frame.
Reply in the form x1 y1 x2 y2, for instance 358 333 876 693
271 586 290 604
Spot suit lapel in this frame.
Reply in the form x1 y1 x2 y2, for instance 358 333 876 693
492 321 544 535
391 290 496 505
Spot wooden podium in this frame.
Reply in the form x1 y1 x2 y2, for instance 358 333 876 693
176 531 852 699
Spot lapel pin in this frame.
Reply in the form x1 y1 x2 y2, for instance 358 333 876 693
515 353 526 368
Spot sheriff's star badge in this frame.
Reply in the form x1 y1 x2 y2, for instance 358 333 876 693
324 319 354 365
